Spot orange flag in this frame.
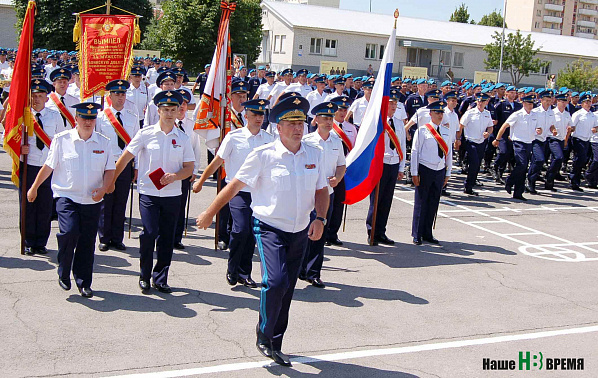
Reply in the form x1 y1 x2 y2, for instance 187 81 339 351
3 1 36 187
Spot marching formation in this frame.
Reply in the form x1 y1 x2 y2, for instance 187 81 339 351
3 46 598 366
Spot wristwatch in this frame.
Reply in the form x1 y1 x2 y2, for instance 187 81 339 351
316 216 327 226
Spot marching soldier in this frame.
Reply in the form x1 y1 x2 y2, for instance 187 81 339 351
526 91 556 194
267 68 293 105
95 80 140 252
127 66 149 129
324 77 346 102
492 85 521 184
569 93 596 191
545 92 571 191
411 101 453 245
46 68 78 132
196 96 329 366
27 102 115 297
346 80 373 128
20 79 63 255
300 101 345 288
284 68 312 98
144 70 177 127
111 90 195 293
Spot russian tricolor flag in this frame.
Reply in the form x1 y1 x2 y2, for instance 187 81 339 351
343 24 396 205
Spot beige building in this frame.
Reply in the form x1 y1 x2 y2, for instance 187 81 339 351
506 0 598 39
0 0 18 49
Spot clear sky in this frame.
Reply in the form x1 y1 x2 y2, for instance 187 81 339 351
339 0 505 22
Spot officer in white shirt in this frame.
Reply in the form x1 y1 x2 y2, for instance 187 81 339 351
194 99 274 287
569 93 598 191
305 76 328 125
300 101 345 288
367 89 407 246
493 94 541 200
95 80 140 252
172 67 196 111
404 90 447 131
43 54 59 82
172 89 202 250
545 92 571 191
20 79 63 255
266 92 309 138
66 65 81 99
27 102 115 298
46 68 78 132
196 96 329 367
145 58 160 85
346 80 372 127
283 69 312 98
527 91 557 194
411 101 452 245
144 70 176 127
442 91 460 196
127 66 149 129
323 77 346 102
267 68 293 105
111 90 195 293
458 92 494 196
253 71 276 130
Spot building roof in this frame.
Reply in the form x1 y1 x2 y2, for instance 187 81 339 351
262 1 598 59
0 0 13 5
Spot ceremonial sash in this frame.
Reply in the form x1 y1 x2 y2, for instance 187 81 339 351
424 123 449 158
231 110 244 130
383 122 404 161
332 122 353 152
105 95 113 108
104 108 132 145
49 92 76 128
32 115 52 149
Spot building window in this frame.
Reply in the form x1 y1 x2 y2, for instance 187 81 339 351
440 50 451 67
310 38 322 54
280 36 286 53
541 62 551 75
365 43 377 59
273 35 280 53
273 35 286 53
379 44 385 60
538 0 542 3
535 21 540 28
324 39 337 56
453 52 464 67
537 10 542 16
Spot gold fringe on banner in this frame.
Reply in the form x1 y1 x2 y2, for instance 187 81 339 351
73 15 81 44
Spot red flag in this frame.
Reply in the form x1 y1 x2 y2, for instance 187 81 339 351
3 1 36 187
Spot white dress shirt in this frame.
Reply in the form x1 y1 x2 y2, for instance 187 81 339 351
384 116 407 170
303 130 346 194
218 127 275 192
571 108 597 142
146 67 158 85
144 102 159 127
25 107 63 166
255 83 276 104
45 129 115 204
66 83 80 99
444 107 460 139
324 91 343 102
394 102 408 121
45 91 78 132
305 89 328 114
126 123 196 197
95 106 141 161
460 107 493 144
333 120 357 147
176 117 203 174
532 105 555 142
504 108 538 144
44 64 59 81
348 97 369 126
410 121 453 177
284 83 312 98
268 82 290 104
409 107 451 130
235 139 328 233
127 83 149 119
552 108 571 142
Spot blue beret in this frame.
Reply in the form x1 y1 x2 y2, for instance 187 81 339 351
50 68 71 82
30 79 53 93
558 86 568 93
427 79 436 85
403 78 411 84
353 77 364 83
71 102 102 119
571 92 580 97
153 90 183 107
330 96 353 109
427 100 447 112
249 69 256 74
311 101 338 117
269 96 309 123
343 74 353 79
391 76 401 83
506 85 516 91
440 80 452 87
414 78 426 85
205 63 211 69
106 79 130 93
258 66 265 70
495 83 506 89
242 99 270 113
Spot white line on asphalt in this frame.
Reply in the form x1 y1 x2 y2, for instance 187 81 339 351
109 325 598 377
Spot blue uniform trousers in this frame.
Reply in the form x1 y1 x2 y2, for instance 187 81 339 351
174 177 191 244
138 194 180 285
228 191 255 279
527 139 546 188
19 164 52 248
366 163 399 238
506 141 532 197
545 138 564 188
326 178 345 242
253 218 308 350
218 179 231 244
301 193 334 280
494 138 513 173
411 165 445 239
465 140 486 190
98 162 132 244
584 142 598 186
56 198 101 289
569 137 590 187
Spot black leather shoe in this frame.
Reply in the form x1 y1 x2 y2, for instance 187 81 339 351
218 241 229 250
495 176 505 185
413 237 422 245
505 184 512 194
173 242 185 250
139 278 150 291
98 243 109 252
307 278 325 288
570 185 584 192
377 235 395 245
588 184 598 189
238 277 258 288
327 238 343 246
367 236 378 246
256 325 273 358
226 273 237 286
152 282 172 293
35 246 48 255
513 194 527 201
464 188 479 196
526 185 538 195
423 236 440 244
24 247 35 256
475 179 484 187
58 278 71 291
271 350 292 366
441 188 451 196
111 241 127 251
78 287 93 298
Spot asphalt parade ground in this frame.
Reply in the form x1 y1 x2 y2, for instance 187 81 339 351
1 144 597 378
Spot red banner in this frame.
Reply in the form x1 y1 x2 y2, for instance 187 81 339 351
74 14 139 100
3 0 35 187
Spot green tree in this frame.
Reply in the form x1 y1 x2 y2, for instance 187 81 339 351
483 30 545 85
141 0 262 74
13 0 154 51
478 9 506 28
556 59 598 91
450 3 473 24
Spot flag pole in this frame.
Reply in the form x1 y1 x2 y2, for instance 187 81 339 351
369 183 380 246
20 106 30 255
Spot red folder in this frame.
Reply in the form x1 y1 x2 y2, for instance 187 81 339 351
149 168 166 190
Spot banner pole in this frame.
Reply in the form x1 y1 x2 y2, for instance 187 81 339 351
369 183 380 246
20 110 29 255
106 0 111 15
